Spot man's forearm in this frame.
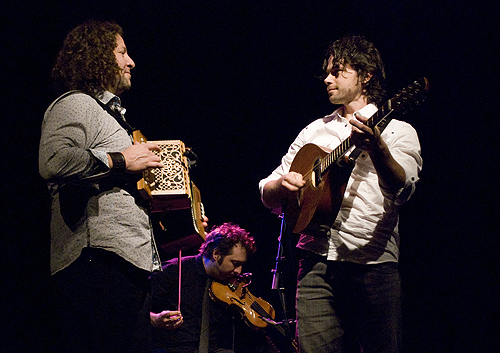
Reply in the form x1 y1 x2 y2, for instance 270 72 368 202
369 141 406 193
262 179 285 209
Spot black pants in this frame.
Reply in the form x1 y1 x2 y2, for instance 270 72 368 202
296 254 402 353
51 248 151 353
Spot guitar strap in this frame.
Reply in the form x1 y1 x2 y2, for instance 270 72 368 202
347 147 363 163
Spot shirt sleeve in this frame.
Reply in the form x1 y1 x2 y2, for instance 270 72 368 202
258 128 309 214
380 120 423 205
39 94 110 183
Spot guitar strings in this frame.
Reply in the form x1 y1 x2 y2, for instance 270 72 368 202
299 135 353 188
298 105 386 186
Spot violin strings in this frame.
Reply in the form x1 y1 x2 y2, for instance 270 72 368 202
250 301 271 319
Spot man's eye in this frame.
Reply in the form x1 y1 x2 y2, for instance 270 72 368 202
331 69 341 77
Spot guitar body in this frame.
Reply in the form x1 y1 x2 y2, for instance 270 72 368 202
209 280 275 330
284 143 352 235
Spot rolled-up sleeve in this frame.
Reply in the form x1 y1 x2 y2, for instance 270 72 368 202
380 121 422 205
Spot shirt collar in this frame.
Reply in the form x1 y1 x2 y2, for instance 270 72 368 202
355 103 378 118
99 91 127 117
97 90 120 106
329 103 378 121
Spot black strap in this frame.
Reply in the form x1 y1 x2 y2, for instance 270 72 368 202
52 91 136 134
91 96 136 135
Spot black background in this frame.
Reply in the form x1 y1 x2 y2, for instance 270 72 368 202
1 1 499 352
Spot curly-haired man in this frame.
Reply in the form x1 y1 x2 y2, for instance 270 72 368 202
39 20 164 353
150 223 257 353
259 35 423 352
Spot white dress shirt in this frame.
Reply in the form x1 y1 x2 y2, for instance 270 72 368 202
259 104 422 264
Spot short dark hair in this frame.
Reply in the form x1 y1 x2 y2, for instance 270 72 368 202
51 20 123 96
323 35 386 105
200 223 256 259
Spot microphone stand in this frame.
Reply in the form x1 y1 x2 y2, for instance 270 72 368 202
270 213 295 352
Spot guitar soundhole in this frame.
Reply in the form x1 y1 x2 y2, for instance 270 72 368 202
312 159 322 188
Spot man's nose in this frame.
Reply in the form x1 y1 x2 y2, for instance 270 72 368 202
324 73 335 85
126 54 135 68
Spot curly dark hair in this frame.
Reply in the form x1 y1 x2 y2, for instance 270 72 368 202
199 223 256 259
323 35 386 105
51 20 123 97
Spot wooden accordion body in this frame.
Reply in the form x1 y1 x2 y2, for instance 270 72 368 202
133 131 206 255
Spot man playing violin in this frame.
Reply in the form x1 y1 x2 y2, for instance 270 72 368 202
150 223 257 353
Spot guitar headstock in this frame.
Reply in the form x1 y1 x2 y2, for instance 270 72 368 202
391 77 430 115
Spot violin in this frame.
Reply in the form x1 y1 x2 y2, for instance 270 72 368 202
209 273 275 329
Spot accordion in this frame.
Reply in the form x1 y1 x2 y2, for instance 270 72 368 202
133 131 206 255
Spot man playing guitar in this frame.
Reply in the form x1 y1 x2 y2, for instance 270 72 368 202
259 35 423 353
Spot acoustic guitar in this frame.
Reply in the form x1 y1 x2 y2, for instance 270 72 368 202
284 77 430 235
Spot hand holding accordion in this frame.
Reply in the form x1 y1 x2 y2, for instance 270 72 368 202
132 130 206 254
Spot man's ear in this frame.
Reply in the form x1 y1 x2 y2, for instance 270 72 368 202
363 73 373 84
213 249 221 262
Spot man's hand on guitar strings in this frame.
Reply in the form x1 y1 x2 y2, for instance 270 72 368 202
281 172 306 194
261 171 306 209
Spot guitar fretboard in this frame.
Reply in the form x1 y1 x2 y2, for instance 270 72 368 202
319 100 395 175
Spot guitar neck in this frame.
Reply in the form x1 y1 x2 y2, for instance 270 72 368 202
320 101 395 175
